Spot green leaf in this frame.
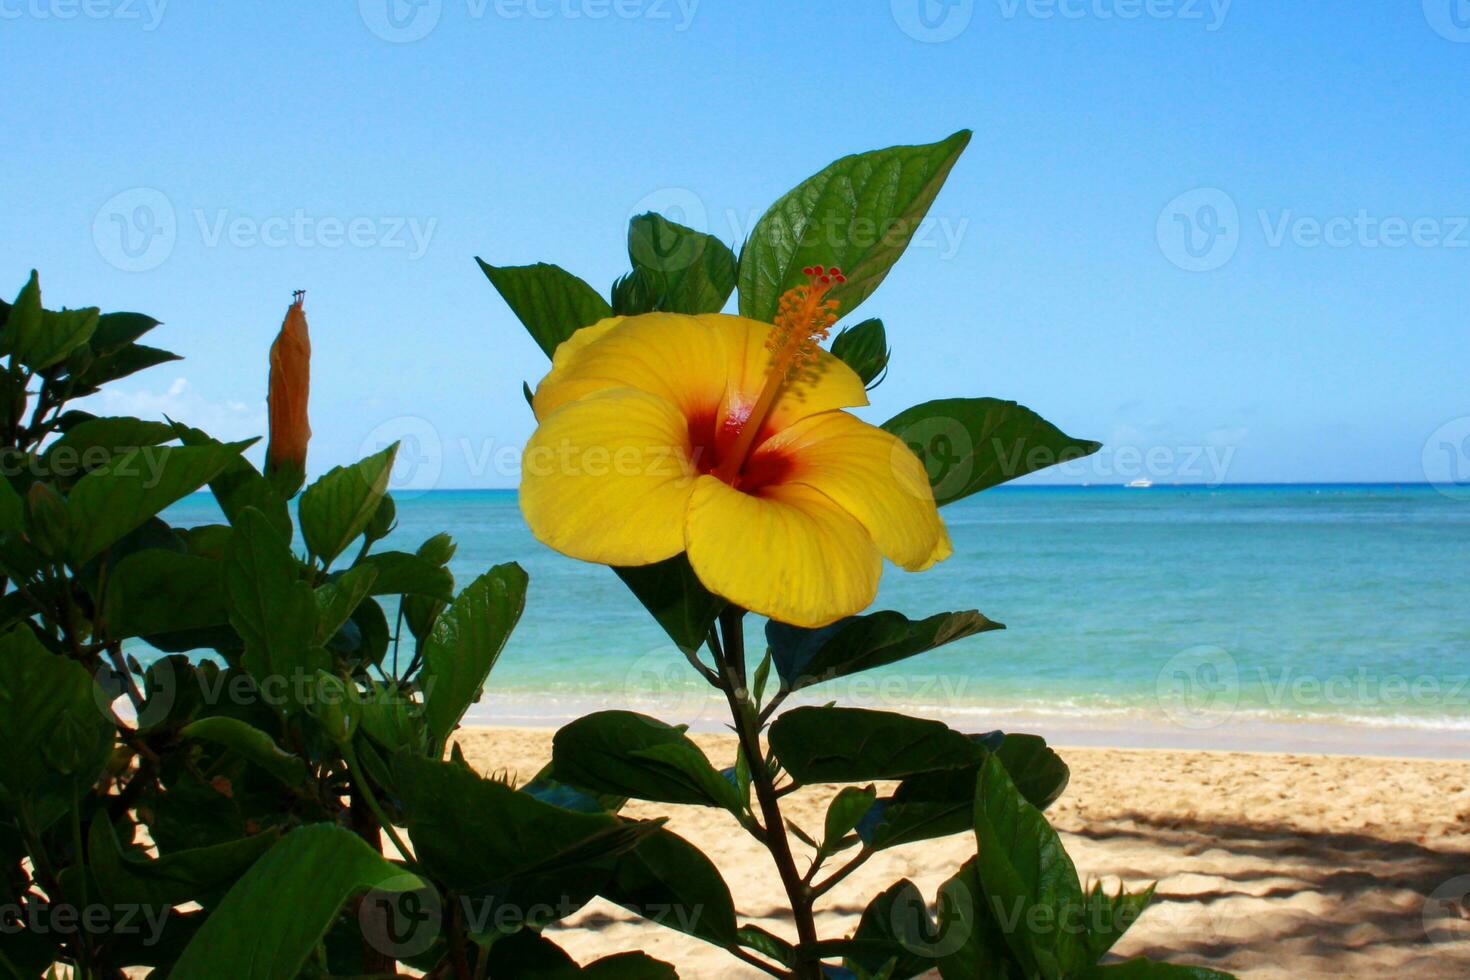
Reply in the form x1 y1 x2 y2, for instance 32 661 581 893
102 550 228 640
394 753 652 896
830 318 890 387
66 443 241 563
356 549 455 600
739 925 797 968
766 609 1003 694
936 857 1019 980
3 271 100 369
72 343 182 392
485 930 678 979
0 475 23 532
41 416 176 482
1076 960 1237 979
0 627 112 828
1 270 43 359
601 826 740 948
314 563 380 645
90 310 161 353
173 423 293 541
737 131 971 323
181 717 307 788
882 398 1101 506
858 734 1069 851
88 816 279 909
224 508 327 708
625 212 738 314
613 553 725 655
1080 880 1157 965
823 784 878 851
844 879 942 979
421 562 528 750
768 707 981 785
553 710 745 811
298 444 398 565
478 259 614 357
972 755 1088 978
170 824 429 980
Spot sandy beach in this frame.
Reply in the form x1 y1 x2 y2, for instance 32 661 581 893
455 726 1470 979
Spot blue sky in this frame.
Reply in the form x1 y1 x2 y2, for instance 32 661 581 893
2 1 1466 488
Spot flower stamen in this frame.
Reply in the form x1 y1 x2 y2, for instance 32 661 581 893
714 266 844 484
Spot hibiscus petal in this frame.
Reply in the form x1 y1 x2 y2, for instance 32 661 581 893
532 313 731 422
521 387 696 566
756 411 953 571
684 476 881 628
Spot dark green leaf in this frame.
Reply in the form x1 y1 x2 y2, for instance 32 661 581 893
4 271 98 369
66 443 240 563
88 816 279 910
421 562 528 750
224 508 326 708
830 318 890 388
356 549 455 600
626 212 737 314
298 443 398 565
478 258 614 357
768 707 981 785
601 826 740 948
767 610 1003 694
314 563 380 645
90 310 161 353
0 627 112 828
737 131 971 323
972 755 1087 978
102 550 228 640
173 423 293 541
614 553 725 655
394 753 650 895
181 717 306 787
858 734 1068 851
936 857 1019 980
41 416 176 482
844 879 942 979
882 398 1101 506
72 343 181 391
170 824 429 980
553 710 745 811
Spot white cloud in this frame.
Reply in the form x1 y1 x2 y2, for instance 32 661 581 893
74 376 267 446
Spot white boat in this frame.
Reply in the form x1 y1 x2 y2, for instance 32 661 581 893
1126 478 1153 489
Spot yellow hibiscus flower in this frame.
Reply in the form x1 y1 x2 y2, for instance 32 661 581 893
520 267 951 628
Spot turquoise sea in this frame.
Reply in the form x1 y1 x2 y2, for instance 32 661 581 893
164 485 1470 757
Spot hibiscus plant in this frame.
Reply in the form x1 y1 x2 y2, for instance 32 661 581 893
0 276 674 978
485 132 1236 979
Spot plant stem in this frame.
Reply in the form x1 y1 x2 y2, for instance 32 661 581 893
715 608 820 980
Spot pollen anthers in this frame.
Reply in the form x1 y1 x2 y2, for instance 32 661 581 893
711 266 846 485
767 265 845 380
